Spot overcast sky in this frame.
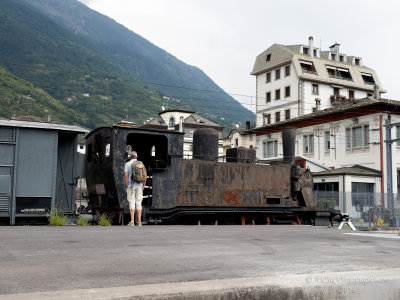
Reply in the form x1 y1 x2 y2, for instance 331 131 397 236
79 0 400 113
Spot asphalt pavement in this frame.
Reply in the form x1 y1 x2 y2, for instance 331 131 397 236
0 225 399 299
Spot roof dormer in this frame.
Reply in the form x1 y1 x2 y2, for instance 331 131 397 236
302 46 310 56
329 43 340 61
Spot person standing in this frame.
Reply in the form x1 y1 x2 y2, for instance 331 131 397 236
124 151 145 226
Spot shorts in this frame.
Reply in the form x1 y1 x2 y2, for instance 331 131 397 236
127 185 143 210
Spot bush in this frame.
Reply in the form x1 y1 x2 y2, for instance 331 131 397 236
98 214 112 226
48 209 67 226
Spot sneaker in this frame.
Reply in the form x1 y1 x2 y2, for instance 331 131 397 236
128 221 135 227
138 222 142 227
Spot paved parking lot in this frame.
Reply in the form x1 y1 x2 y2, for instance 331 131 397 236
0 225 399 299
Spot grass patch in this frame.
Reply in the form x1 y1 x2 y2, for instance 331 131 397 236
76 215 90 226
98 214 112 226
48 209 67 226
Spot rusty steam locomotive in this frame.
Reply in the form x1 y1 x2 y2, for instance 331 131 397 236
85 125 338 225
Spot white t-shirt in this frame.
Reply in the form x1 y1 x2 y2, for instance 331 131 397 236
124 159 143 188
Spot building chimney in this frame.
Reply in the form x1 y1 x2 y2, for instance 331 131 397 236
246 121 250 131
329 43 340 61
315 98 321 111
309 36 314 57
373 85 380 99
336 45 340 60
179 116 184 133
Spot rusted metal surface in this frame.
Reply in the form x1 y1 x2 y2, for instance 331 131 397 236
282 127 296 164
150 159 292 209
226 147 256 163
193 128 219 161
85 126 338 224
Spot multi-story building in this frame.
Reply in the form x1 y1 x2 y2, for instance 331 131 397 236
251 37 385 128
141 109 224 159
252 97 400 218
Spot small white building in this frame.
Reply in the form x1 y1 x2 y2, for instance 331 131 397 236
221 121 256 155
141 109 224 159
251 37 385 128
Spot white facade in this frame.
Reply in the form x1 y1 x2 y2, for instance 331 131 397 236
222 129 256 154
158 111 193 130
256 63 298 126
313 173 381 215
255 105 400 196
252 38 384 128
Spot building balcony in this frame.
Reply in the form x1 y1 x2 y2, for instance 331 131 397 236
328 74 353 81
330 95 357 105
302 68 317 75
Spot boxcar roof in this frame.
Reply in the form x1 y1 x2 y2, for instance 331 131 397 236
0 119 88 133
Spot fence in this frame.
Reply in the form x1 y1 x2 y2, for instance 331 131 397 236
314 191 400 229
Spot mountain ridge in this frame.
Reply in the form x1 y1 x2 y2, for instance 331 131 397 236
0 0 254 132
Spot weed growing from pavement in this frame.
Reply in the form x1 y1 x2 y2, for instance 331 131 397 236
98 214 112 226
48 209 67 226
76 215 90 226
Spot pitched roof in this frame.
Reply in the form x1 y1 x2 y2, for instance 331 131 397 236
251 44 293 75
183 114 223 129
141 111 223 131
222 121 256 139
313 165 381 177
158 109 195 115
143 115 166 126
222 128 248 139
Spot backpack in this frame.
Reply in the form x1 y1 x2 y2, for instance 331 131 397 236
131 160 147 183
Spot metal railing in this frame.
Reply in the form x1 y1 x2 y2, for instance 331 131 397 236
314 191 400 229
330 95 357 105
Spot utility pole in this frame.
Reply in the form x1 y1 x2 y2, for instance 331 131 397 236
385 114 400 228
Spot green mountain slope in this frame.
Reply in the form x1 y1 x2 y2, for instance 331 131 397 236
22 0 255 123
0 0 173 128
0 0 254 133
0 67 80 124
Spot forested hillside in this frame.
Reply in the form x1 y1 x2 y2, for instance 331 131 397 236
0 67 79 124
0 0 254 132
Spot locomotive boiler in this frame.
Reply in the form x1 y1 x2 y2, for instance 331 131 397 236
85 124 338 225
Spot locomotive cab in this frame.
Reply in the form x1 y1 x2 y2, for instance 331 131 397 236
126 132 169 170
85 126 183 214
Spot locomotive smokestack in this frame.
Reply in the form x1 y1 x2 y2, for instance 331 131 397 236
193 128 219 161
282 127 296 164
